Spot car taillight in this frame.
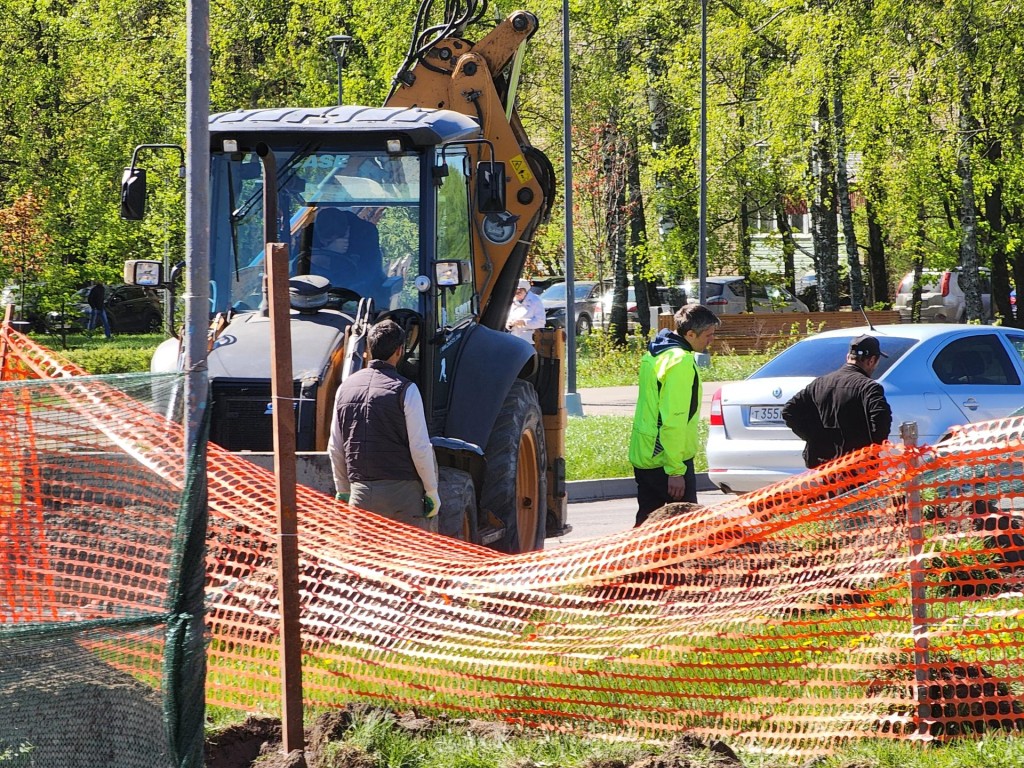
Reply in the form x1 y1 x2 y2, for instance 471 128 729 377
706 298 728 306
709 388 724 426
940 271 951 297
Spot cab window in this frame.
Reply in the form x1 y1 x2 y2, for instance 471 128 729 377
435 152 474 326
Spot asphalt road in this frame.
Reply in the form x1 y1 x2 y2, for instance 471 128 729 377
556 383 735 545
550 485 730 547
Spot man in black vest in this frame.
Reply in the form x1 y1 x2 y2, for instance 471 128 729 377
328 319 440 530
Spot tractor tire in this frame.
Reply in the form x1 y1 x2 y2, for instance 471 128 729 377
437 466 477 543
480 380 547 554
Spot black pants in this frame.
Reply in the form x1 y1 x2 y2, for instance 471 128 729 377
634 460 697 527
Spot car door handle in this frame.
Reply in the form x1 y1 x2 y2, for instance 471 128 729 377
962 397 980 410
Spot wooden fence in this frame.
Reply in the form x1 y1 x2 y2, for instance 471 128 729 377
657 311 902 355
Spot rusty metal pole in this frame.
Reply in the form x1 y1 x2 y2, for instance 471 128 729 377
901 421 931 738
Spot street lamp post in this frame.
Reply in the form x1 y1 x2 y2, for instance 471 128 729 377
327 35 354 106
698 0 708 305
562 0 582 417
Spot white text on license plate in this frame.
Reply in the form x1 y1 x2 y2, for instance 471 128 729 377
749 406 784 424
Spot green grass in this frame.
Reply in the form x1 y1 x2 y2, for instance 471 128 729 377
565 415 709 480
210 701 1024 768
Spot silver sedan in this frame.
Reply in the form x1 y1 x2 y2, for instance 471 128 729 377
706 324 1024 494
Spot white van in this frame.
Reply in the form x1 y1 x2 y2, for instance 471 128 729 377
894 268 992 323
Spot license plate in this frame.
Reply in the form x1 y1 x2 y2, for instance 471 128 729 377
749 405 785 424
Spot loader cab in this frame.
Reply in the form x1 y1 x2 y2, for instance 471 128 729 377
204 124 482 443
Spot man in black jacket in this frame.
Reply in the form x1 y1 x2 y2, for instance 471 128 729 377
782 334 893 469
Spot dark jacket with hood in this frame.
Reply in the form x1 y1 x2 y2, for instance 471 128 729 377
782 362 892 468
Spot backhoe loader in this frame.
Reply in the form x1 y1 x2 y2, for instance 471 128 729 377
120 0 568 552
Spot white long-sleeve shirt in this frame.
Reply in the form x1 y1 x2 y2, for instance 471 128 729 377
506 290 546 341
328 382 438 497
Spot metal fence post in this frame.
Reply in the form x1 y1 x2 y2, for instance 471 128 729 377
901 421 931 737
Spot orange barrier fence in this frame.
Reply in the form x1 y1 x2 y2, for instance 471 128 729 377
2 325 1023 764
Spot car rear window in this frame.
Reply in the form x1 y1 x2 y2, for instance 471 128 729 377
681 281 723 299
897 272 943 295
749 335 918 379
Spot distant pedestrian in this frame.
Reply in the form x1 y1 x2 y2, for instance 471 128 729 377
506 279 546 343
86 281 112 339
782 334 893 469
629 304 721 526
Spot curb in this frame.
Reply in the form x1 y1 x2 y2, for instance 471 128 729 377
566 473 716 503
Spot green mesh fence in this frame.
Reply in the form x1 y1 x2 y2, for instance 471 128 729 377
0 372 206 768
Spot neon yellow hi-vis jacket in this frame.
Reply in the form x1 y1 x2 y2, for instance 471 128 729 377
628 330 702 476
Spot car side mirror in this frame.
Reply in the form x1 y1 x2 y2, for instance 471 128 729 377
120 167 147 220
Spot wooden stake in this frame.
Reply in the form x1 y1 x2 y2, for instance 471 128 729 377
267 241 305 752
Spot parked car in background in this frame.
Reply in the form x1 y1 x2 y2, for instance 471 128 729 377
683 276 809 315
50 284 163 334
595 285 688 331
596 286 638 331
706 324 1024 493
540 280 607 335
527 276 563 295
894 268 993 323
0 282 48 332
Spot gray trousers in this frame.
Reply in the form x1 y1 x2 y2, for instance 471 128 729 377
350 479 438 533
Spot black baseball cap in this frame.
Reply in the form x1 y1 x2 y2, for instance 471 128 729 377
850 334 888 358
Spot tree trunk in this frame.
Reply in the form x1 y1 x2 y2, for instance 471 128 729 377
865 195 888 307
601 118 629 345
833 87 863 310
626 132 652 337
983 137 1011 323
956 23 983 323
811 96 841 311
774 194 797 297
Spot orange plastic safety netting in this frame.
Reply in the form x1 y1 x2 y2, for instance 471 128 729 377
2 326 1023 763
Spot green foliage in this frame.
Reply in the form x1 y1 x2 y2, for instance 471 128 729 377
577 329 769 388
52 332 163 374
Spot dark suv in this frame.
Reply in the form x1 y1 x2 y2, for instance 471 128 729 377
51 284 163 333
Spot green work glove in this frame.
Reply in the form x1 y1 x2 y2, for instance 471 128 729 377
335 491 350 503
423 492 440 519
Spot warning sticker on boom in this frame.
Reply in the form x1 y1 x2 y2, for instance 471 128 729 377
510 154 534 184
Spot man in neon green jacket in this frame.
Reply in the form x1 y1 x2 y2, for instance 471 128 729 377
629 304 721 526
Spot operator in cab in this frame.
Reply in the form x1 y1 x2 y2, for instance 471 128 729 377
309 207 388 307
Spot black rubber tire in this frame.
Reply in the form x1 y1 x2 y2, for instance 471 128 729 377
437 466 478 543
576 313 592 335
144 311 162 332
480 380 547 554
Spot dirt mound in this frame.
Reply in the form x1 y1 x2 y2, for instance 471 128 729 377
204 707 742 768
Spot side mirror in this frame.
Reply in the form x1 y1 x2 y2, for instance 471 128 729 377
124 259 164 287
434 260 472 288
476 161 506 214
120 167 148 220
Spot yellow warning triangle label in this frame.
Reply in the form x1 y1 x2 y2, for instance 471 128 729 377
510 154 533 184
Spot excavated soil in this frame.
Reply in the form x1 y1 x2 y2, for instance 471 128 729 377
204 706 745 768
